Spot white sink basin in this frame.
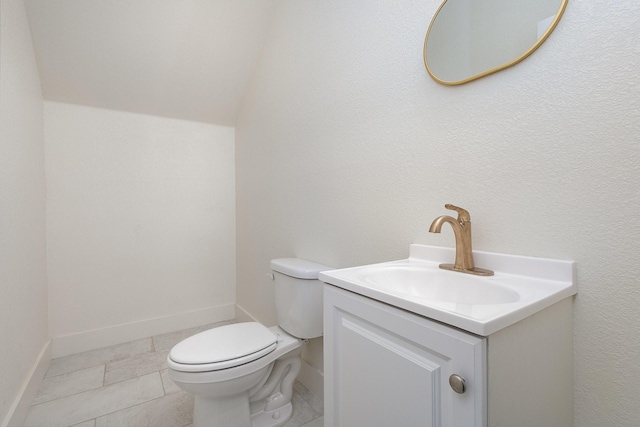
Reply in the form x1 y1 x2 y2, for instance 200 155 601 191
358 264 520 305
319 244 576 336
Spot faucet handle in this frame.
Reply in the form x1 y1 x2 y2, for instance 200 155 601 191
444 204 471 222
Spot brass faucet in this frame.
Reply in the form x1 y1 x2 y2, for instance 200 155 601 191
429 204 494 276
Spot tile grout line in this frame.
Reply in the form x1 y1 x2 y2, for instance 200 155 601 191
160 367 168 396
28 370 165 424
31 365 107 408
52 362 165 394
101 364 106 389
83 371 167 427
90 388 177 426
45 361 105 379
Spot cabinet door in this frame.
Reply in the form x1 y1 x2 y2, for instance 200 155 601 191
324 285 486 427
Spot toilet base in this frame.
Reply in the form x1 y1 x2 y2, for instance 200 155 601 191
251 402 293 427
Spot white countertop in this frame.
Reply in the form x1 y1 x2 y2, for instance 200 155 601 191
319 244 577 336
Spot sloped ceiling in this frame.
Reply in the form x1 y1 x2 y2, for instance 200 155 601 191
24 0 274 125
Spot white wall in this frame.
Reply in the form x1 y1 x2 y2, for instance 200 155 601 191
45 102 236 356
236 1 640 426
0 0 49 424
24 0 275 126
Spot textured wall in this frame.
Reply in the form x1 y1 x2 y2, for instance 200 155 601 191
236 1 640 425
0 0 49 423
45 102 236 347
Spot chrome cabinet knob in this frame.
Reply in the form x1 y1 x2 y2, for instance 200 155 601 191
449 374 466 394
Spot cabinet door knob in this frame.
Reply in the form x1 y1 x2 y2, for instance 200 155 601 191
449 374 466 394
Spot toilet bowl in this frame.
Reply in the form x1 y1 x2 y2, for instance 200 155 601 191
168 323 303 427
167 258 333 427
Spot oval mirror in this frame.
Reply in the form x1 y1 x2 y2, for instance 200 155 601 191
424 0 568 85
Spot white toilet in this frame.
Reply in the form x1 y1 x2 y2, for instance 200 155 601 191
167 258 332 427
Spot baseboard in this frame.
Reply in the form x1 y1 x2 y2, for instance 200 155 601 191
51 304 236 358
234 303 260 323
298 358 324 402
1 340 51 427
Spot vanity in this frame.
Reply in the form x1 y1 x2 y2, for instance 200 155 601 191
320 244 576 427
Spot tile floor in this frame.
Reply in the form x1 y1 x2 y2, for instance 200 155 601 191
24 321 324 427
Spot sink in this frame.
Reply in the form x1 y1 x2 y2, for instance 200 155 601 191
319 244 577 336
358 264 520 305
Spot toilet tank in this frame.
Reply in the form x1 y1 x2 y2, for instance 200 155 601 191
270 258 334 339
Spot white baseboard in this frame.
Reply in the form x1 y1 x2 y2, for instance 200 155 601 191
51 304 235 358
298 358 324 402
2 340 51 427
234 303 260 323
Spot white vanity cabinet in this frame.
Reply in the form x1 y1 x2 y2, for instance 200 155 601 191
323 285 574 427
324 285 486 426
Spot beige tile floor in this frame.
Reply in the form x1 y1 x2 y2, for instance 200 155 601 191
24 321 324 427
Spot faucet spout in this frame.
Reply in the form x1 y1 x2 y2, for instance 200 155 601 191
428 214 459 234
429 205 493 276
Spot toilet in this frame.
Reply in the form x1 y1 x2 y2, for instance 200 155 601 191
167 258 332 427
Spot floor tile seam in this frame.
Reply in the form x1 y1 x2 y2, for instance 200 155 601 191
289 393 322 422
297 389 322 411
81 372 166 425
101 366 168 389
151 334 157 352
103 351 168 375
160 368 169 396
33 383 103 407
31 368 108 408
307 400 324 419
304 405 322 420
47 347 157 377
299 415 320 427
92 390 183 424
31 370 164 418
108 349 168 365
45 361 106 379
39 364 106 388
102 362 107 388
25 402 98 427
50 341 154 362
299 391 316 404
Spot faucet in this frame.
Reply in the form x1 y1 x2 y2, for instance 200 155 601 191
429 204 493 276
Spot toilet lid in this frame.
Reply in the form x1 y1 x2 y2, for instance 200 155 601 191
169 322 277 369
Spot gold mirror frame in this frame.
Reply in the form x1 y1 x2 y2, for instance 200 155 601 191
423 0 569 85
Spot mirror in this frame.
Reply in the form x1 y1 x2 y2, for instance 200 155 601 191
424 0 568 85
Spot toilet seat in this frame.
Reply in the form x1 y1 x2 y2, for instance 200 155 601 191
168 322 277 373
